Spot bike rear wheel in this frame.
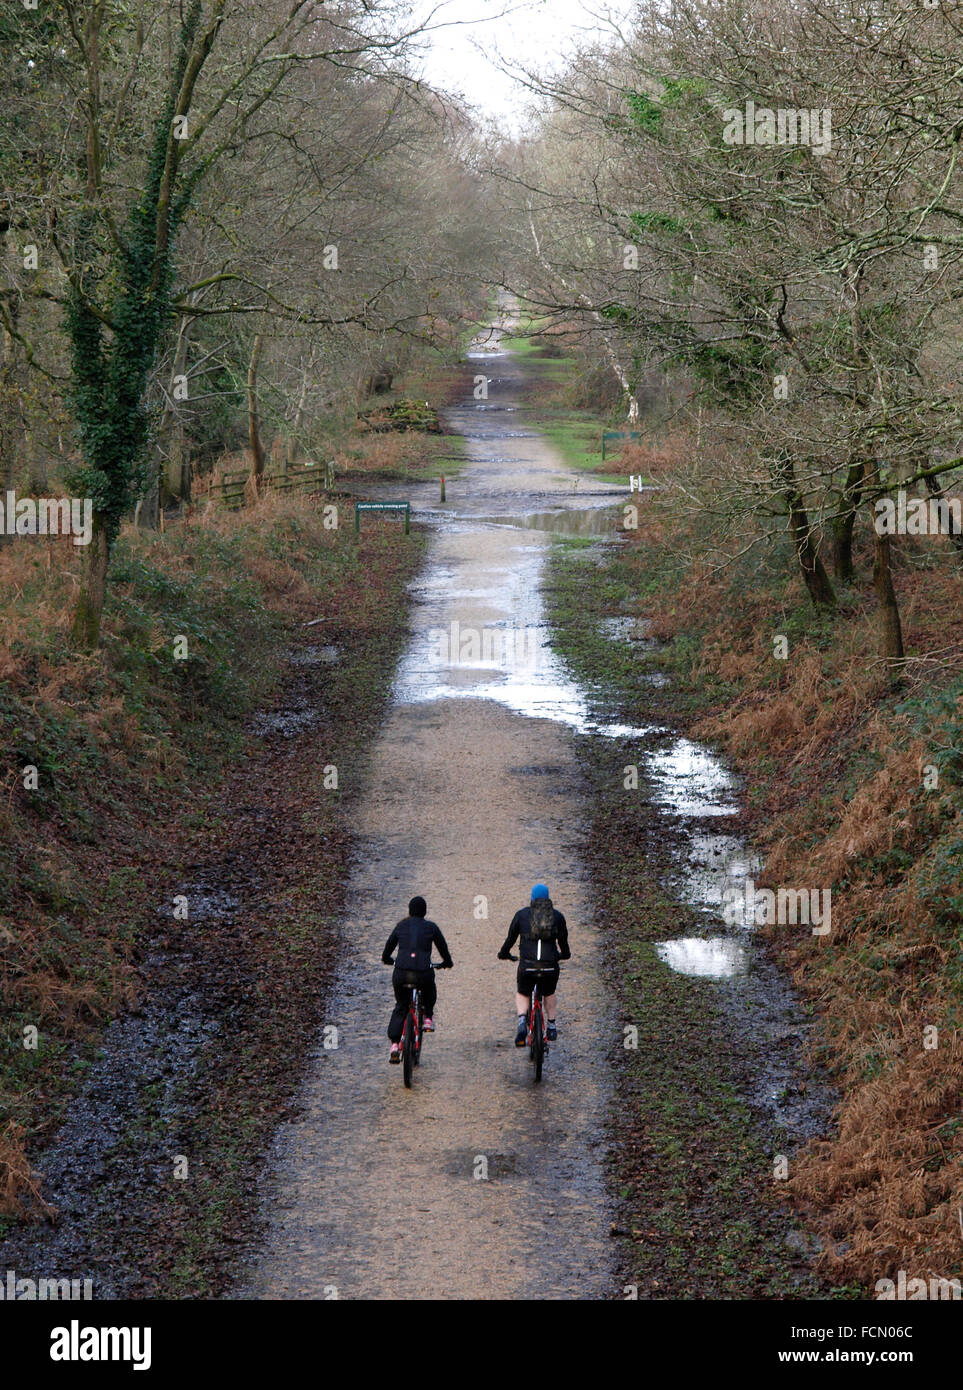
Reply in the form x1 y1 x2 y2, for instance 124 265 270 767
402 1016 415 1088
414 996 424 1065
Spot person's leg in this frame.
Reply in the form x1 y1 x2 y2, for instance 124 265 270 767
544 968 560 1037
515 968 532 1045
423 973 438 1018
388 980 411 1042
515 962 528 1017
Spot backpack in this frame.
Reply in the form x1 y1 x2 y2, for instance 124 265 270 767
530 897 556 941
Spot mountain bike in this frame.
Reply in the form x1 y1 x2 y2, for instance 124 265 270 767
505 954 555 1082
397 962 448 1089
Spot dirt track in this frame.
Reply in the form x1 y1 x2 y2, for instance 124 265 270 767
240 306 622 1299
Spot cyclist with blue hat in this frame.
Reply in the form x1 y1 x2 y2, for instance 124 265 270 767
498 883 570 1047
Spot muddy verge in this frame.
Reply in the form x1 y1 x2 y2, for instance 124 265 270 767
0 534 422 1297
546 533 839 1298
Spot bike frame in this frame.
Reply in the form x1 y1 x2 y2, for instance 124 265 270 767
503 948 554 1081
525 981 546 1044
398 963 436 1086
406 986 424 1059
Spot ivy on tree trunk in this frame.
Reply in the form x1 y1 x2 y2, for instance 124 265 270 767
67 5 202 649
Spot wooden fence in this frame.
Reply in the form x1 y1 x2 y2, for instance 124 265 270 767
205 460 335 509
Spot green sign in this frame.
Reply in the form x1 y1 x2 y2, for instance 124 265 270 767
355 501 410 534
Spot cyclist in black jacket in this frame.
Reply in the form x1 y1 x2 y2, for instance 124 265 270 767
382 896 453 1063
497 883 570 1047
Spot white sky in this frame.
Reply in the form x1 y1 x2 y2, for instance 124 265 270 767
411 0 618 133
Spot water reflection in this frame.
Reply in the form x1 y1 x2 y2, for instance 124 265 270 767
646 739 741 817
683 832 761 930
656 937 748 978
472 508 625 537
599 615 652 642
393 523 657 739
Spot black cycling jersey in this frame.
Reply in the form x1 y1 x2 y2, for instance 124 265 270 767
383 916 452 973
498 905 570 967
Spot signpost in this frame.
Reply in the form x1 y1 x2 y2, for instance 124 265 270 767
602 430 642 461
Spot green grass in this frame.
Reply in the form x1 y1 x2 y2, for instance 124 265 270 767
498 330 655 484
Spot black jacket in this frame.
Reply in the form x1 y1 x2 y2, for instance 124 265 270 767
498 905 570 967
383 916 452 972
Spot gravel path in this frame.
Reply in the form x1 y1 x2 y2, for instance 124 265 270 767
240 304 621 1300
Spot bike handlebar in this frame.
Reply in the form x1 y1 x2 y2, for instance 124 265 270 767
383 959 452 968
501 953 563 969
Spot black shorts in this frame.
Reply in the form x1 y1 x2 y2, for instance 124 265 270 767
516 963 559 997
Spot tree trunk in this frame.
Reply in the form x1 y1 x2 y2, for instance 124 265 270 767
526 208 638 423
872 531 905 665
0 400 14 549
247 333 266 488
831 457 865 582
285 350 315 470
166 424 188 502
142 471 160 529
924 471 963 559
71 511 111 650
28 433 48 494
778 455 836 607
0 301 19 548
0 426 13 550
163 316 192 503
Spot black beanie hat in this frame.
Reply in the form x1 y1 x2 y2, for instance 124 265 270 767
408 896 427 918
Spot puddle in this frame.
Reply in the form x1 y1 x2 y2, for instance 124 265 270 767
444 1149 519 1179
648 784 761 980
393 535 658 741
475 507 625 537
287 644 339 668
654 832 760 980
646 739 741 817
682 832 761 929
251 707 318 738
656 937 748 977
179 887 241 921
599 615 653 643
